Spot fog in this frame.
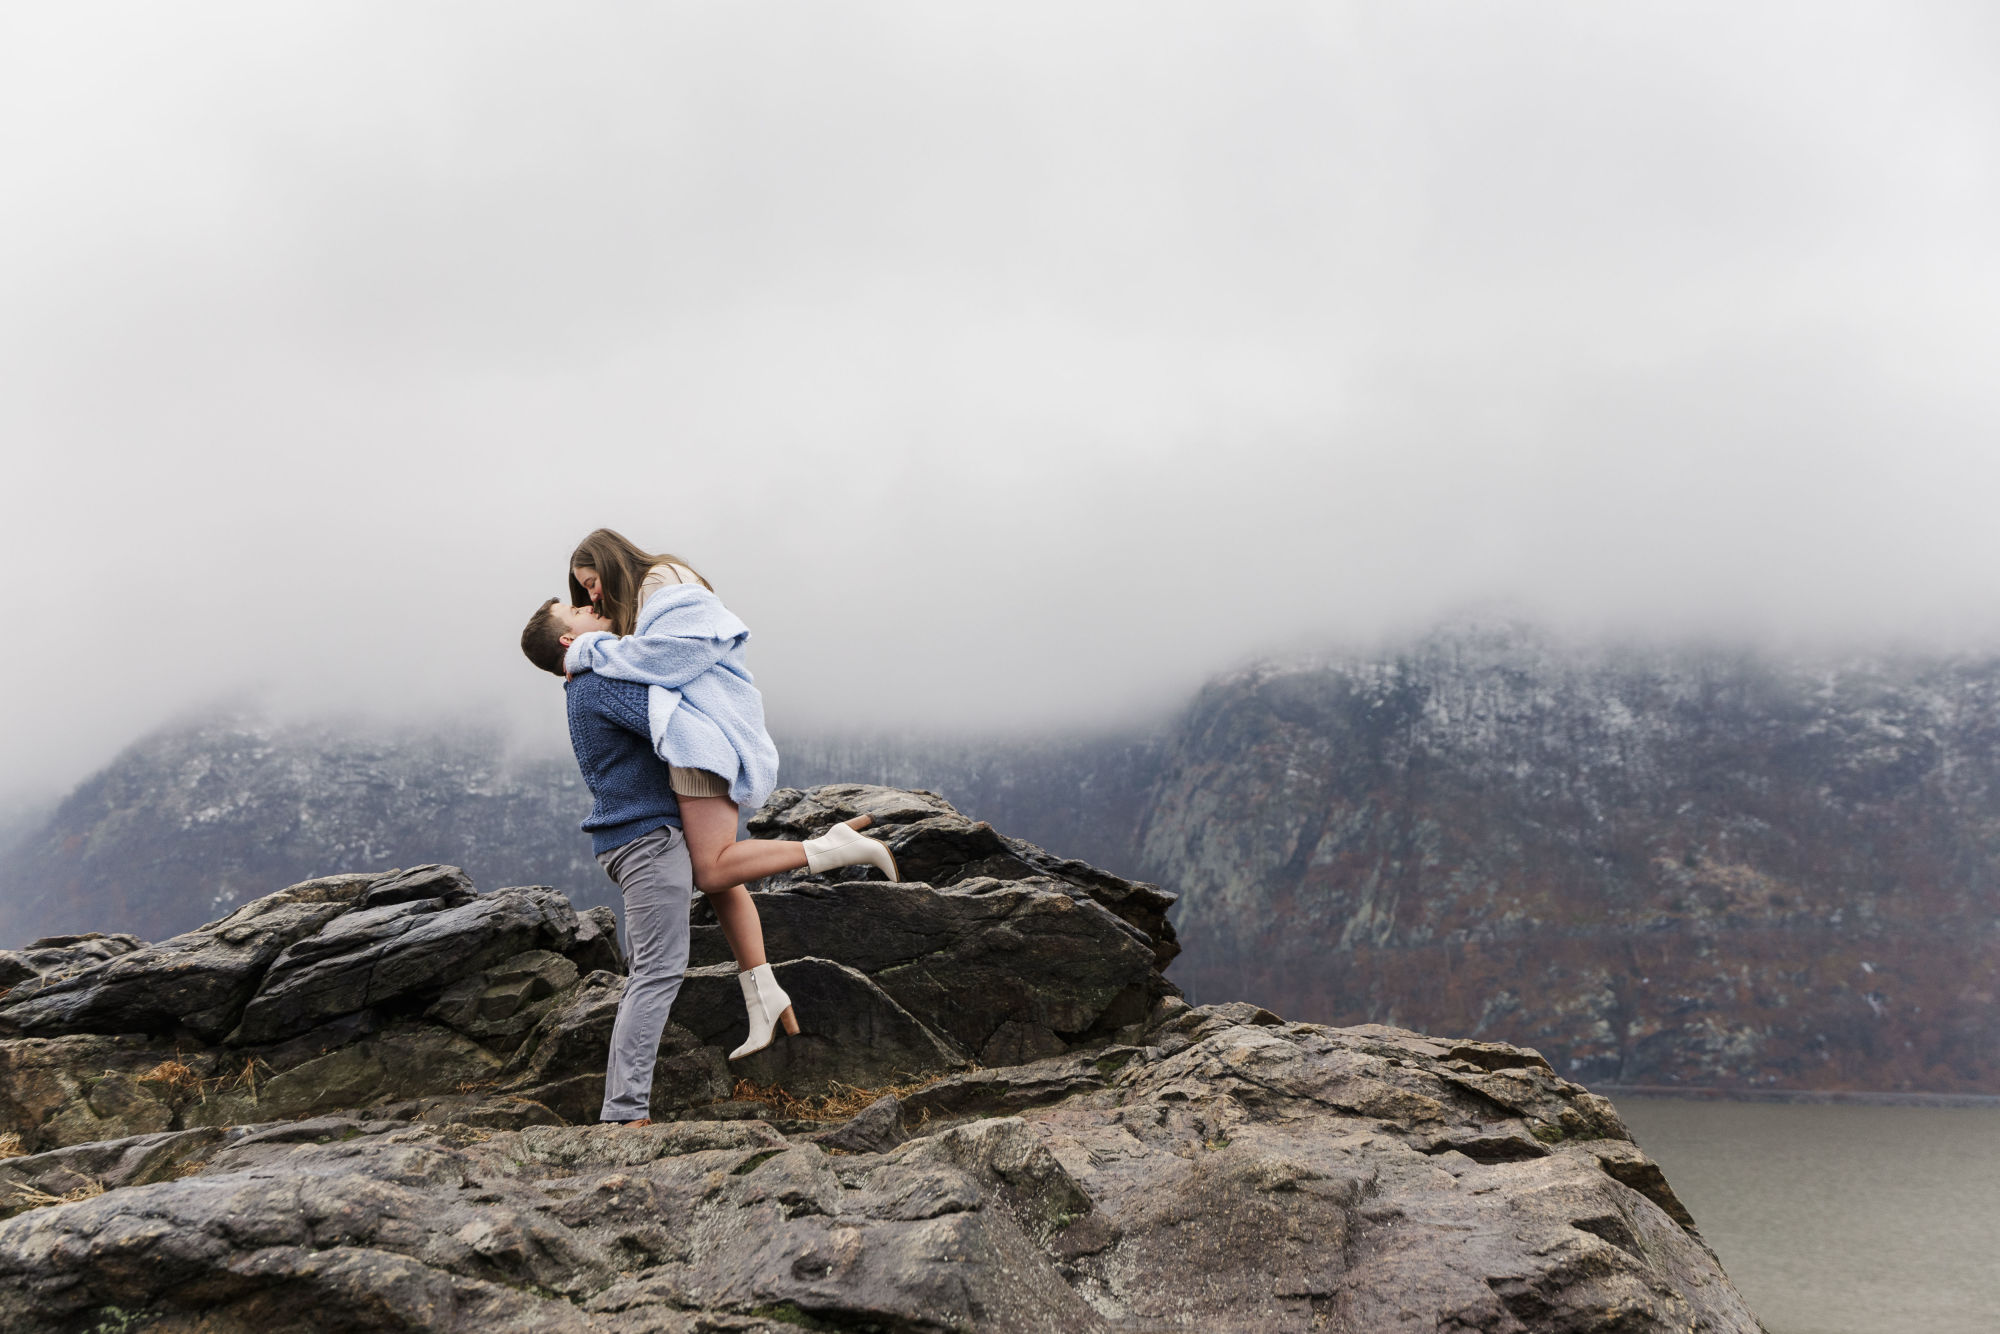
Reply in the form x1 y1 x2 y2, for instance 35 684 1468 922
5 2 2000 807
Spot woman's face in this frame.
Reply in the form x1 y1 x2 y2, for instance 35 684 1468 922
573 566 603 604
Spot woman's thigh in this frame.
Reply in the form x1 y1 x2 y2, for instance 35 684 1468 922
677 796 741 876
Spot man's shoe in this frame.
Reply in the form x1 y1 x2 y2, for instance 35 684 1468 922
601 1117 652 1128
802 816 900 880
730 963 799 1060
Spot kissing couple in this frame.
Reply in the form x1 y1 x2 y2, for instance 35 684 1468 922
520 528 899 1127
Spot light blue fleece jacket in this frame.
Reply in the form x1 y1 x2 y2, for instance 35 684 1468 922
561 584 780 813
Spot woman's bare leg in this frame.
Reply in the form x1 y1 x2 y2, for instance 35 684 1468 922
677 796 809 971
679 796 813 892
701 883 768 971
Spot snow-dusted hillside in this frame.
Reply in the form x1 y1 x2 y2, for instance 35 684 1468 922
1145 621 2000 1092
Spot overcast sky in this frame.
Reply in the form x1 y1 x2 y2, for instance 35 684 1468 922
5 2 2000 806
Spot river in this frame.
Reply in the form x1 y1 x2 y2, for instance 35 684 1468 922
1613 1096 2000 1334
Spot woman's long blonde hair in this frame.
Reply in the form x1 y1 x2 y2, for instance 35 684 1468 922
568 528 712 635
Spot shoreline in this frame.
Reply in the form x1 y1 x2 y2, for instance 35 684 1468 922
1597 1084 2000 1109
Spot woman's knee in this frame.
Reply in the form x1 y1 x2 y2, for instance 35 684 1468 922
694 869 741 896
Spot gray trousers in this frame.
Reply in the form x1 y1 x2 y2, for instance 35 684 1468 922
596 824 693 1121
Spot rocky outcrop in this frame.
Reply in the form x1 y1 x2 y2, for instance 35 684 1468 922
0 787 1175 1155
0 784 1755 1331
0 1009 1755 1333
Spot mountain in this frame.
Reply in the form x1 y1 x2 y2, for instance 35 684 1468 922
0 718 604 944
1144 622 2000 1092
0 719 1155 947
8 621 2000 1094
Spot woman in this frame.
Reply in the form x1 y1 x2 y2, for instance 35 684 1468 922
561 528 898 1059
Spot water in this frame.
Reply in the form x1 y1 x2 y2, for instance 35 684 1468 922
1614 1096 2000 1334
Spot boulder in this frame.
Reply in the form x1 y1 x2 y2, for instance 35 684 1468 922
696 875 1162 1063
750 784 1182 968
0 933 146 991
0 1006 1757 1333
231 881 586 1045
425 949 581 1051
672 958 970 1092
0 874 378 1041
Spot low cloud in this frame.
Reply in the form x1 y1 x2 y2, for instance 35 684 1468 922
5 2 2000 804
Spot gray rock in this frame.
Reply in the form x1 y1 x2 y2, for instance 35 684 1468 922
0 873 377 1041
184 1024 504 1126
751 783 1181 967
811 1094 907 1155
0 933 146 991
691 877 1164 1063
0 1127 223 1218
672 958 970 1094
231 882 584 1045
0 1012 1757 1333
426 949 580 1051
569 905 626 976
0 1033 193 1152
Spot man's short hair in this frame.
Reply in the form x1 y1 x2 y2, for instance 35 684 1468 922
521 599 569 677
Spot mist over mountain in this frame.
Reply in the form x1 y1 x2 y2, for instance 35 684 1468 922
7 622 2000 1094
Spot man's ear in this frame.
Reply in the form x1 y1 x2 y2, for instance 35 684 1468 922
559 634 576 648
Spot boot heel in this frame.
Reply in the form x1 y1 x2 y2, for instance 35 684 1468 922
779 1005 800 1037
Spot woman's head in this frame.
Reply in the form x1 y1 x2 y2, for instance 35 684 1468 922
568 528 711 634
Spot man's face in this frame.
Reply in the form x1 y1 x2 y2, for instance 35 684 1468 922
553 602 614 640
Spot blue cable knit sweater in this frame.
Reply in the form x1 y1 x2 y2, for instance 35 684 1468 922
565 672 682 856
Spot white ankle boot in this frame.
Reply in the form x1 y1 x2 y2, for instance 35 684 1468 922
801 819 900 880
730 962 799 1060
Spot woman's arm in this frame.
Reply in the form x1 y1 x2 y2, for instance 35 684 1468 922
563 628 734 691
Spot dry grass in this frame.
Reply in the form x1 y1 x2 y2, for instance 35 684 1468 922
4 1179 105 1212
221 1057 274 1098
132 1053 275 1105
0 1133 25 1161
728 1073 951 1123
454 1079 499 1095
138 1059 204 1096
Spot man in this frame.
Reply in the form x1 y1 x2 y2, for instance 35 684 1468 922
520 598 691 1127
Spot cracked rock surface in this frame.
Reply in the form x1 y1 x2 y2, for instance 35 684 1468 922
0 786 1757 1332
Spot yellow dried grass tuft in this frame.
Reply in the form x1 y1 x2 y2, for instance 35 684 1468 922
0 1133 25 1160
4 1178 105 1211
138 1059 204 1095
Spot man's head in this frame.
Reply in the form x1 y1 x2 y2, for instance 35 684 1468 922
521 599 614 677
